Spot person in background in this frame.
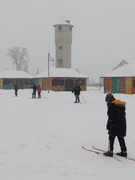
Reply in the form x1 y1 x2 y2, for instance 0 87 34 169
72 82 81 103
103 93 127 157
31 83 37 98
37 84 41 98
14 84 18 97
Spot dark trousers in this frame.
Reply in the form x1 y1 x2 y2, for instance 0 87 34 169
75 95 80 102
15 90 18 96
108 135 127 152
38 92 41 98
32 91 36 98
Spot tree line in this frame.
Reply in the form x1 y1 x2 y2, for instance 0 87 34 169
7 47 29 72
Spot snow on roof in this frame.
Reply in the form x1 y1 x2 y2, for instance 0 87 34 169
34 68 88 78
113 60 129 70
53 20 74 27
102 64 135 77
0 70 33 78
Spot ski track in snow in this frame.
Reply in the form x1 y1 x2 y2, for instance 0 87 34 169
0 88 135 180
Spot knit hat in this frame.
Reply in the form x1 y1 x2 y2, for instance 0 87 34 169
105 93 115 102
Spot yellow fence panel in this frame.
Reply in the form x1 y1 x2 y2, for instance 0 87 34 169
125 77 132 94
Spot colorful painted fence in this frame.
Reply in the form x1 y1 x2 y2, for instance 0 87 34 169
34 77 87 91
104 77 135 94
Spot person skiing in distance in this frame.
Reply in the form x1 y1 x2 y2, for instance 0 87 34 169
103 93 127 157
14 84 18 97
72 82 81 103
31 83 37 98
37 84 41 98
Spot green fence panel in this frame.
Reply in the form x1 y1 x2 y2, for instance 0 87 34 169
111 77 118 93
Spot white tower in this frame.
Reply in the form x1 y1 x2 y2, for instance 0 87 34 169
53 21 74 68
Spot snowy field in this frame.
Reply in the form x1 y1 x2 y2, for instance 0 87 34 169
0 87 135 180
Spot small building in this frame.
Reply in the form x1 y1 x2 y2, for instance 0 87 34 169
101 63 135 94
34 68 88 91
0 70 33 89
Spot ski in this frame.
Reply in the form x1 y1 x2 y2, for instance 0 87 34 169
82 146 101 154
92 146 106 152
82 146 122 162
92 146 135 162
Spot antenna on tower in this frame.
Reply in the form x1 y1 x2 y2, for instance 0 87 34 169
65 20 70 23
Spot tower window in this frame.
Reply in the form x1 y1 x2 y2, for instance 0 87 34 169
58 59 63 66
59 46 63 50
58 26 62 30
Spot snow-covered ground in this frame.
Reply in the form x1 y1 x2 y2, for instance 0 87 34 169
0 88 135 180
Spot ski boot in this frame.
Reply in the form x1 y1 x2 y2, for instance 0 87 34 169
116 151 127 157
103 151 113 157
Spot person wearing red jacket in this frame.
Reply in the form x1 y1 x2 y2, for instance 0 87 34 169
37 84 41 98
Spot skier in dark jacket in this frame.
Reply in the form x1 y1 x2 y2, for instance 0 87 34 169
72 83 81 103
31 83 37 98
103 93 127 157
14 84 18 97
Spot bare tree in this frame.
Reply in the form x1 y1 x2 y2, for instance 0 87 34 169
7 47 29 72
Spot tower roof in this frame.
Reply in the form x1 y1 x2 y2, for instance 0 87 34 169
53 20 74 27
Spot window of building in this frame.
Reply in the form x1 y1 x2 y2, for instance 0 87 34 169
133 80 135 88
3 79 14 86
58 26 62 30
59 46 63 50
58 59 63 66
52 79 64 86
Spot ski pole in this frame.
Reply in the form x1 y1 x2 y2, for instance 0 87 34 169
81 93 87 103
41 92 47 99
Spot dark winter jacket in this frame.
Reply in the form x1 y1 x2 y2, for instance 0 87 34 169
106 99 127 137
72 85 81 95
31 84 37 94
14 84 18 91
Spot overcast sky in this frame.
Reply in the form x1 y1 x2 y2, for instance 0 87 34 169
0 0 135 79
